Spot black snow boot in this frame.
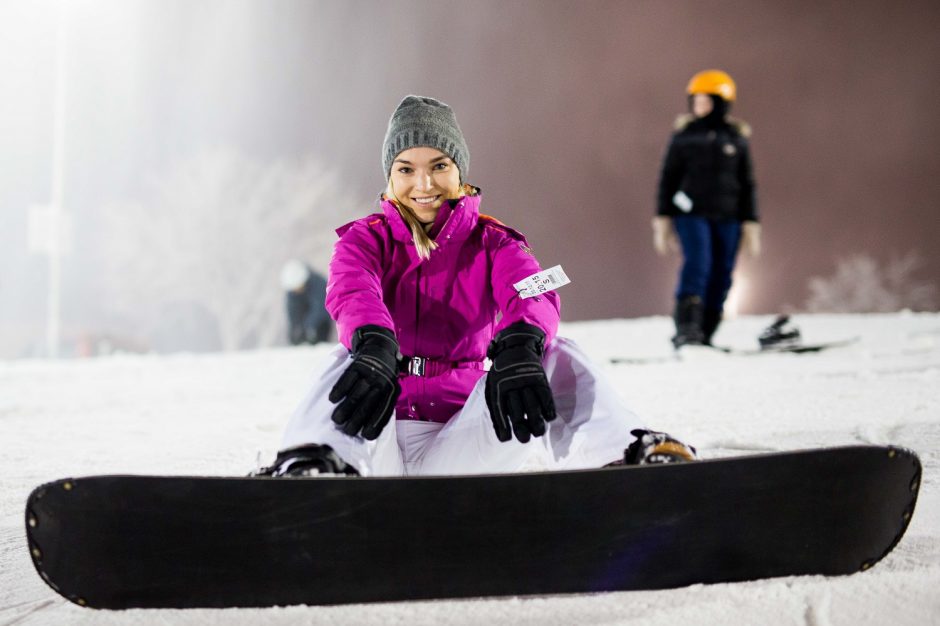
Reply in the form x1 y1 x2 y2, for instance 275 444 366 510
250 444 360 477
758 315 802 350
672 296 705 348
702 308 723 346
606 429 698 466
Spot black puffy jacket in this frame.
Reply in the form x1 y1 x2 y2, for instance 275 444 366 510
656 114 758 222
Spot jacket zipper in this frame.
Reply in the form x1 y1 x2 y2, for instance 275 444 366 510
413 263 423 419
414 263 422 357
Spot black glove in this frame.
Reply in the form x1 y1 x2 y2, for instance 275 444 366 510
484 322 557 443
329 325 402 440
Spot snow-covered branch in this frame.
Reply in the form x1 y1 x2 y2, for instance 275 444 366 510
804 252 938 313
97 148 362 351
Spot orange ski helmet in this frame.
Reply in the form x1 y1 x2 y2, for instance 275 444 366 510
686 69 736 102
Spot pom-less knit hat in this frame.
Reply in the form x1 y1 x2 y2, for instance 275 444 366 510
382 95 469 181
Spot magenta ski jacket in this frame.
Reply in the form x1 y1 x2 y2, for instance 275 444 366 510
326 192 561 423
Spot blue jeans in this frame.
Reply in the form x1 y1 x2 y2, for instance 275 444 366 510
673 216 741 314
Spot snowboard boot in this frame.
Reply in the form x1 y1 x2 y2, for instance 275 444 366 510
702 308 723 346
250 444 360 477
610 429 698 465
672 296 705 348
758 315 802 350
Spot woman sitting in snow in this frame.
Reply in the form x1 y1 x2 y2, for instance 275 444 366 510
255 95 696 477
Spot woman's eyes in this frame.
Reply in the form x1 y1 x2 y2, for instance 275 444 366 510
397 163 448 174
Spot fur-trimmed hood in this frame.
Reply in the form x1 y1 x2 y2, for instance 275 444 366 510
673 113 751 138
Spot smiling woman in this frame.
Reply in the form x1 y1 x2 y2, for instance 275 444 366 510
382 96 472 259
387 146 468 259
252 95 697 478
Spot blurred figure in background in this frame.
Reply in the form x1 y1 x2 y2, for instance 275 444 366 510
280 259 332 345
653 69 761 348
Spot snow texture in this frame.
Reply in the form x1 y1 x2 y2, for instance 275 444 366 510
2 313 939 625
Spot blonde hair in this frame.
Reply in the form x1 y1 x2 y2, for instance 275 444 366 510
385 181 476 260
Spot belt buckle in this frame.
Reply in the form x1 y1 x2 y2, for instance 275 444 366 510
409 356 426 377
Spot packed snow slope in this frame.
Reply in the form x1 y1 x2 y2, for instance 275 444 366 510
2 313 939 625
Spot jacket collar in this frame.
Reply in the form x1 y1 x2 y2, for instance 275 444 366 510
381 192 482 246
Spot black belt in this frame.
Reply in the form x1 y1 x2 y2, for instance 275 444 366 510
399 356 487 377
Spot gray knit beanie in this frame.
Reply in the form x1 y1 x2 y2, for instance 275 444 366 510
382 95 469 181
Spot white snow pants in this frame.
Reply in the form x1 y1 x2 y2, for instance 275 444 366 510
280 337 647 476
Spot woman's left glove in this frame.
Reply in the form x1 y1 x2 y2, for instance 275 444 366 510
485 322 557 443
329 325 402 440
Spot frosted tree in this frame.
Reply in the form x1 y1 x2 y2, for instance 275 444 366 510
98 148 363 351
804 252 938 313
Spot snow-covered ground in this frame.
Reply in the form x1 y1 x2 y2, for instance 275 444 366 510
2 312 939 625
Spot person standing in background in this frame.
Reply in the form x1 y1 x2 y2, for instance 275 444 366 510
653 69 761 348
281 259 332 345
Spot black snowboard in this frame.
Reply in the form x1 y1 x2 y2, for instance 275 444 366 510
611 337 860 364
711 337 860 356
26 445 920 609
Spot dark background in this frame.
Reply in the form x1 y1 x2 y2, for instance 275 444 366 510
2 0 938 355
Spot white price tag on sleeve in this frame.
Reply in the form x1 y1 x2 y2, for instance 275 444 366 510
513 265 571 299
672 190 693 212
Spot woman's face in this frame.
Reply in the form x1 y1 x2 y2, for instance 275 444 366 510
387 146 462 222
691 93 713 118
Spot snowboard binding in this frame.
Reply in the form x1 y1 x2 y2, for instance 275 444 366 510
758 315 802 350
251 444 359 477
611 429 698 465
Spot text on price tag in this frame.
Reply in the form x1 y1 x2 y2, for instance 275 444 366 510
513 265 571 299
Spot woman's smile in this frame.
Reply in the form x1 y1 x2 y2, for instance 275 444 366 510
411 194 442 206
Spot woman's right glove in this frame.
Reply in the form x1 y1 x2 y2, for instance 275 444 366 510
329 325 402 440
484 322 557 444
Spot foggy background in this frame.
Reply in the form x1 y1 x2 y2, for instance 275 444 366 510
2 0 938 359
